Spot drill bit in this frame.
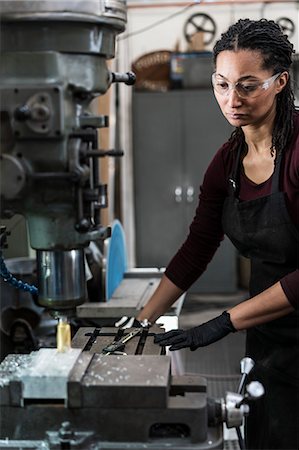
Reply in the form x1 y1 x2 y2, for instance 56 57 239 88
56 317 71 352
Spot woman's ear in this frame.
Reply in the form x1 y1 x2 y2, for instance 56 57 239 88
276 71 289 93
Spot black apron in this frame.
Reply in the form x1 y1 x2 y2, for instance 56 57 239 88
222 147 299 450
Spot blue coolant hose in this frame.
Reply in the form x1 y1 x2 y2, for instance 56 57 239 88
0 251 38 296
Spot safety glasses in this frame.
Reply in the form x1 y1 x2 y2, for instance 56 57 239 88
211 72 281 99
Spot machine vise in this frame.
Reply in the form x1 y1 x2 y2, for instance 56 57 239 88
0 325 226 449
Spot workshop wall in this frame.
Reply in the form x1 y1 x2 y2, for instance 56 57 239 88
117 1 299 267
125 2 298 60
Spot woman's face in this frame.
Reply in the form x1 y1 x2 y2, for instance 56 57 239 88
213 49 287 129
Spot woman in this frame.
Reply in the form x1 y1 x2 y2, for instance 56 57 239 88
136 19 299 450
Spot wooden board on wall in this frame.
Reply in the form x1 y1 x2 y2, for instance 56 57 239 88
91 89 112 228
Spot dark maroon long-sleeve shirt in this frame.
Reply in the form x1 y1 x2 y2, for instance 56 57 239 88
165 113 299 309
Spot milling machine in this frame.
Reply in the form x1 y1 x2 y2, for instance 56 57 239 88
0 0 182 355
0 2 262 449
0 0 134 320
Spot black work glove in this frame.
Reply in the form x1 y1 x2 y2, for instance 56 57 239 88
154 311 236 351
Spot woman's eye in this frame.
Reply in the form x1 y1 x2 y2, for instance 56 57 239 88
217 81 229 90
239 84 258 92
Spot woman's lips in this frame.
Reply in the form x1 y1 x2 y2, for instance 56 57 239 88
227 113 246 120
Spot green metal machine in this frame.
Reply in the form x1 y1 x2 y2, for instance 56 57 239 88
0 0 134 317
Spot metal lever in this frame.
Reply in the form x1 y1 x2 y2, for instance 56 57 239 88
111 71 136 85
236 357 255 450
214 358 263 450
238 357 255 394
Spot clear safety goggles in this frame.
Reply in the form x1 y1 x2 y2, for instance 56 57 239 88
211 72 281 99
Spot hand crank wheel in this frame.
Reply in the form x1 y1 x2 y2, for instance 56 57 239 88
276 17 295 39
184 12 217 46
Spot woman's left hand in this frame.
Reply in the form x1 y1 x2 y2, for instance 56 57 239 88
154 311 236 351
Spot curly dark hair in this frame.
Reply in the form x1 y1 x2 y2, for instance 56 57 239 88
213 18 296 155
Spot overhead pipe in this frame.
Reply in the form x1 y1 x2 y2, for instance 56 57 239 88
128 0 296 8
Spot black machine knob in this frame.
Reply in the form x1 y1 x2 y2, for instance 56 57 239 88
14 105 31 121
75 218 90 233
111 71 136 85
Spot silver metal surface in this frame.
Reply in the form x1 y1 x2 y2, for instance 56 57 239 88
77 276 185 318
22 348 81 400
223 392 244 429
37 249 87 311
238 357 255 394
240 357 254 376
0 0 127 25
0 348 81 401
246 381 264 399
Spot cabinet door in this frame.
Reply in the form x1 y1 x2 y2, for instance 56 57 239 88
132 90 237 293
133 91 186 267
182 90 237 293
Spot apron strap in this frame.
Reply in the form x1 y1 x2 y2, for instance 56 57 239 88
271 151 282 194
228 146 242 196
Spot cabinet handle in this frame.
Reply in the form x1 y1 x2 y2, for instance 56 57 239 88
174 186 182 203
186 186 194 203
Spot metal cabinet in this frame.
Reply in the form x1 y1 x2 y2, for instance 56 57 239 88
132 89 237 293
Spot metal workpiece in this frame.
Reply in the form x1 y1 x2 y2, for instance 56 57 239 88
0 348 82 405
22 349 81 400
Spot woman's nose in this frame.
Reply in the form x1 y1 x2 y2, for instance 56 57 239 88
227 87 242 106
227 87 243 107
